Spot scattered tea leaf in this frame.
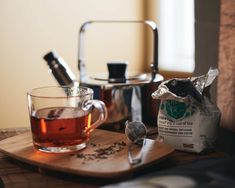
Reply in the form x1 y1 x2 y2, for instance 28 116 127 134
74 141 126 162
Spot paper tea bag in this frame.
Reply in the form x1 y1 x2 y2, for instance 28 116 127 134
152 68 221 153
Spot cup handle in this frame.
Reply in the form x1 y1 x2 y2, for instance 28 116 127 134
83 99 108 133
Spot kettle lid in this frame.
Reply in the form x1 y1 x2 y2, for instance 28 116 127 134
82 61 163 88
90 61 150 84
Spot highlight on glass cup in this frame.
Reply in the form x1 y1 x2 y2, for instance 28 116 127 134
27 86 107 153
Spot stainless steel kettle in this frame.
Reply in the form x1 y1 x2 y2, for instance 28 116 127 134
78 20 163 129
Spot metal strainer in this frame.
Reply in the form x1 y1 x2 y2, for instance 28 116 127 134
125 121 147 165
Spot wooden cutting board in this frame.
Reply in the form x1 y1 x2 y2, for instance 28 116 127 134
0 129 174 178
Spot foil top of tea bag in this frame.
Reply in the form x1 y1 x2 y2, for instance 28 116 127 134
152 68 219 103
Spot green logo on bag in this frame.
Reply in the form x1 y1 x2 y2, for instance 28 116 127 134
161 100 194 120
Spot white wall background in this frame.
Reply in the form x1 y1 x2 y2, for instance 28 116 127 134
0 0 143 128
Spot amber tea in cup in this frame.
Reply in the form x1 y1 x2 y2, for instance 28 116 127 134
27 86 107 153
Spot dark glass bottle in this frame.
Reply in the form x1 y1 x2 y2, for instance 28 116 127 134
43 51 78 86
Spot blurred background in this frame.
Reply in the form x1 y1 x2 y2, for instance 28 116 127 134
0 0 221 128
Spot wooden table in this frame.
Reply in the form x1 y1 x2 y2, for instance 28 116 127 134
0 128 226 188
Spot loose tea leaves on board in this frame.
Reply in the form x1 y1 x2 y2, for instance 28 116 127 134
74 141 126 163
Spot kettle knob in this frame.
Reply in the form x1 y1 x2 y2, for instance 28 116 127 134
107 61 127 83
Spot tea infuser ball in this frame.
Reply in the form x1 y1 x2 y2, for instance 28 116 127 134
125 121 147 143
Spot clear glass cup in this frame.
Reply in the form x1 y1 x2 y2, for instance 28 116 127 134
27 86 107 153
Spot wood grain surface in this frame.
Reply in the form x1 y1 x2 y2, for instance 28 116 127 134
217 0 235 132
0 129 174 178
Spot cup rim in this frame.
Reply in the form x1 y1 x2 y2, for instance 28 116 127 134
27 85 93 98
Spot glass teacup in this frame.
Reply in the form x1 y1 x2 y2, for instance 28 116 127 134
27 86 107 153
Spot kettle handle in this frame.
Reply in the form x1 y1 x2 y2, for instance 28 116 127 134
78 20 159 82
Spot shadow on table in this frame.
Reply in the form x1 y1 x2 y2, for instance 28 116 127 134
104 156 235 188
